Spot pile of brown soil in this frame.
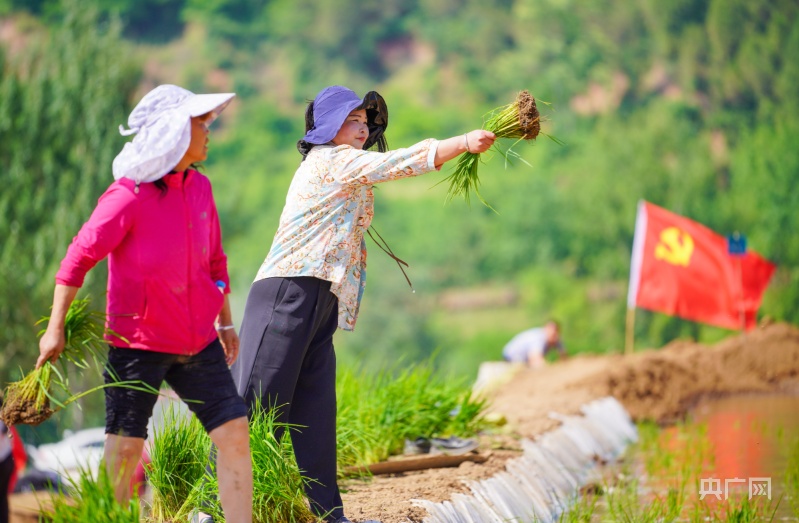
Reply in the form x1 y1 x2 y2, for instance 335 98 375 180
342 322 799 522
587 321 799 422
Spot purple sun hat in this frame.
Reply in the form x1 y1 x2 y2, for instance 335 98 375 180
299 86 388 156
302 86 363 144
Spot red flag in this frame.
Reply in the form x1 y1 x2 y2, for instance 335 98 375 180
627 201 775 330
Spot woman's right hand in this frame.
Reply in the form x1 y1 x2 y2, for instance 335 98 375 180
464 130 496 154
37 284 80 368
37 324 66 368
434 130 497 167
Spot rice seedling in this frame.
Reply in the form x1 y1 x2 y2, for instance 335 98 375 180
248 401 316 523
604 469 687 523
696 493 780 523
335 378 382 472
146 402 212 522
336 360 489 474
154 398 315 523
0 296 114 426
444 89 561 208
45 461 140 523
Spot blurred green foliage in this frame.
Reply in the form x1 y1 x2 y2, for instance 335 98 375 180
2 0 798 436
0 1 139 383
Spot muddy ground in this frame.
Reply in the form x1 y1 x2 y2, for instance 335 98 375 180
342 322 799 523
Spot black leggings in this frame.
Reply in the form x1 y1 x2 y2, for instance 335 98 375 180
0 454 14 523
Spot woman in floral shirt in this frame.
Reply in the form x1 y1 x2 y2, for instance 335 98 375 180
231 85 494 523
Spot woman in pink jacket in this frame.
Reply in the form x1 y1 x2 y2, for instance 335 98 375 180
37 85 252 523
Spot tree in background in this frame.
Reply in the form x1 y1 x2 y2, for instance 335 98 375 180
0 0 139 385
1 0 797 385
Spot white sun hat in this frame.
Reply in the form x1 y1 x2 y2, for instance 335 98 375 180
112 84 235 185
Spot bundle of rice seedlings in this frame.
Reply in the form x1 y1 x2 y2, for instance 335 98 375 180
335 360 490 474
0 362 56 426
146 401 211 522
190 399 316 523
248 402 316 523
0 296 130 426
445 89 557 207
46 462 140 523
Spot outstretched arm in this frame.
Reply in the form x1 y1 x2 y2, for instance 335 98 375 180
37 284 80 368
334 129 497 186
434 130 496 168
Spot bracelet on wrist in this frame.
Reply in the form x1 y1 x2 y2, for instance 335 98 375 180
216 324 236 331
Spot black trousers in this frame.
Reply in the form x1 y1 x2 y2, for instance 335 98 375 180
231 277 342 521
0 453 14 523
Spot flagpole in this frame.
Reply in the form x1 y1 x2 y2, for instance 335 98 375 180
626 200 646 357
625 306 636 355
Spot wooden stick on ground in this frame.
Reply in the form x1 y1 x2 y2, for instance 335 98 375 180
345 452 490 476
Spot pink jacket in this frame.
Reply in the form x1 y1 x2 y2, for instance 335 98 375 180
56 170 230 355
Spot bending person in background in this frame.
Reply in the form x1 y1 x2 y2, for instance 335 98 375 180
36 85 252 523
231 85 495 523
502 319 566 368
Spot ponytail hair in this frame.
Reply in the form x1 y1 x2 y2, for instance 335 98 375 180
296 100 316 159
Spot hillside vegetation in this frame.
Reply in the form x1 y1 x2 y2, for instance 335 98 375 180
2 0 797 415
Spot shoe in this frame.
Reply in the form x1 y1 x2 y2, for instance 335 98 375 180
190 511 214 523
403 437 431 455
429 436 479 456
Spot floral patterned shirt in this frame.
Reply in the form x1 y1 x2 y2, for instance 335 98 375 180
255 139 439 330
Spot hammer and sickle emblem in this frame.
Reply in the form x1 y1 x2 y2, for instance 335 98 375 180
655 227 694 266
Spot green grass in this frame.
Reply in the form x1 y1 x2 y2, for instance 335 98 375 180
604 474 686 523
46 464 140 523
785 436 799 517
705 494 779 523
557 493 598 522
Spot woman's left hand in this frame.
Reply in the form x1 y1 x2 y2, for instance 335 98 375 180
219 329 240 366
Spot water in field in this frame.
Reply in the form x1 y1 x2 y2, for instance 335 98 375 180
628 393 799 521
687 393 799 519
